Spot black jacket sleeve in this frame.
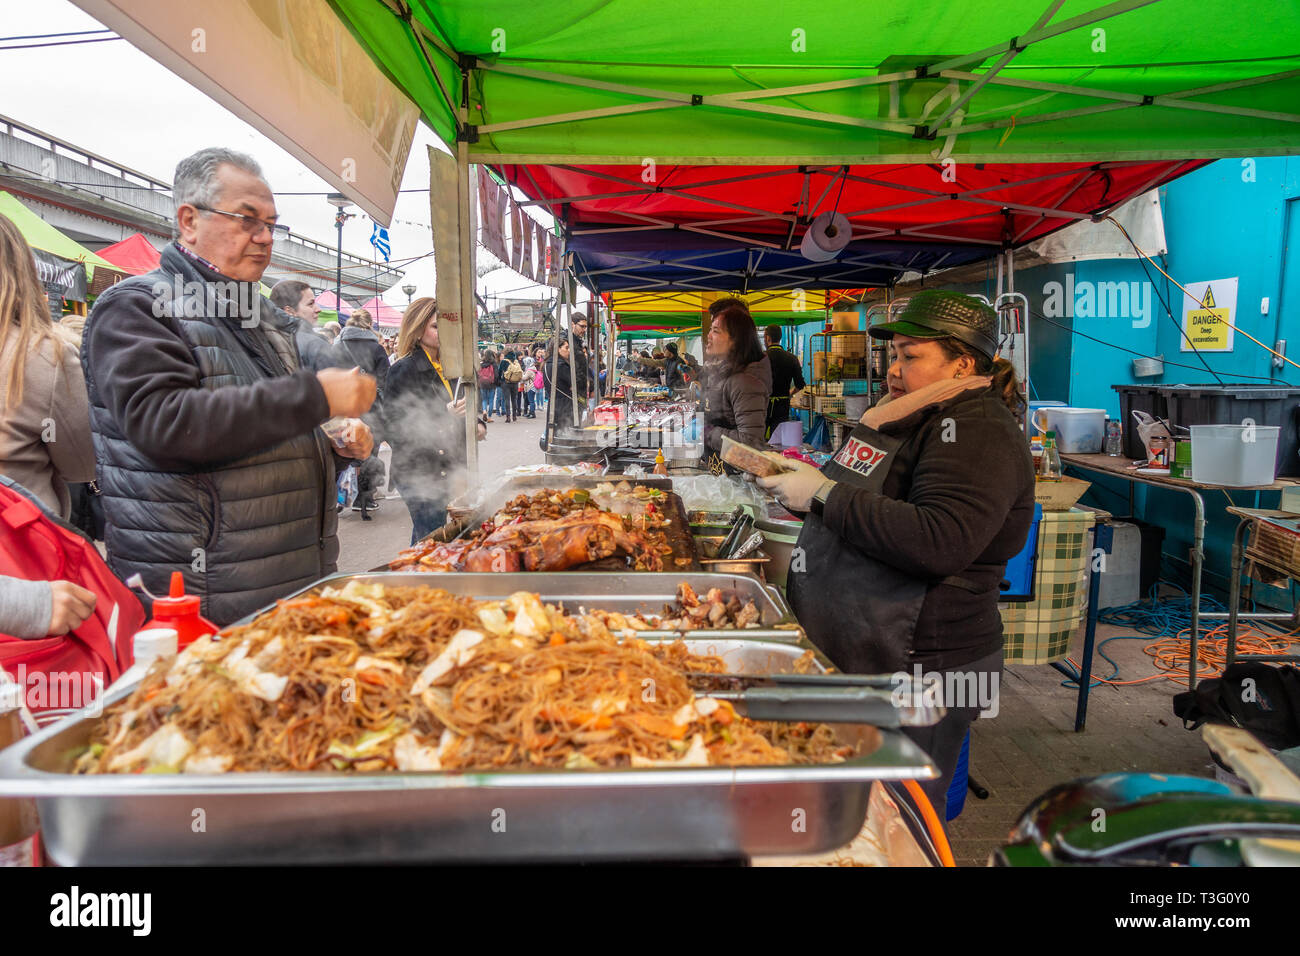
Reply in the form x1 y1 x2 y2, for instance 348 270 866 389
820 411 1030 579
86 285 330 467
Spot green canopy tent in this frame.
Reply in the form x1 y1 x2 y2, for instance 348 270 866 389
0 190 123 285
333 1 1300 165
617 327 701 341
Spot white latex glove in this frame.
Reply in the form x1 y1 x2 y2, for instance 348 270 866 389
756 460 834 513
447 397 468 417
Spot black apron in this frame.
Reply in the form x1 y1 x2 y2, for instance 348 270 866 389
765 396 791 439
787 419 929 674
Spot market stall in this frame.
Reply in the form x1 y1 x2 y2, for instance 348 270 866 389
12 0 1298 872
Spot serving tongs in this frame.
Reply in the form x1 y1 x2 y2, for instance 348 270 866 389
686 672 944 728
715 508 753 559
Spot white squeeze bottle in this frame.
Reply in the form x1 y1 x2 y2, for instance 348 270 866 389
101 628 180 698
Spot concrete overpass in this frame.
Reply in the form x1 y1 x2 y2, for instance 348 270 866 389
0 113 402 298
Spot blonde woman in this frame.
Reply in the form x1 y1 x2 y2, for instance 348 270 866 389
386 298 486 543
0 215 95 519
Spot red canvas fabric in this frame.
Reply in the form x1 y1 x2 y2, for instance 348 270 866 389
95 233 162 276
0 479 141 713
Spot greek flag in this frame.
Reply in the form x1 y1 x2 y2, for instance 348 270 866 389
370 224 391 262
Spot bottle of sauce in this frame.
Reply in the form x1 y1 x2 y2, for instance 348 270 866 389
100 628 180 699
142 572 218 650
1039 431 1063 481
0 681 38 867
653 448 668 475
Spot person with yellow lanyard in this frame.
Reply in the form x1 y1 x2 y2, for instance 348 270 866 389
386 298 487 544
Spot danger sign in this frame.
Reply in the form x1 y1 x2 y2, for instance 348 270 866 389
834 436 891 477
1181 278 1237 352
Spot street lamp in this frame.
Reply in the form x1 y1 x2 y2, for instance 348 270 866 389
326 193 353 321
402 283 417 307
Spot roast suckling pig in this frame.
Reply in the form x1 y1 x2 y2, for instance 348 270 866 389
390 488 674 572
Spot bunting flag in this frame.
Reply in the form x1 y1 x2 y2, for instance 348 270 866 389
546 233 561 288
510 201 524 274
533 221 547 284
478 167 508 264
520 211 534 281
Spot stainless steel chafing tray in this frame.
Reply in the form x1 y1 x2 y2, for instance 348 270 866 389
254 571 805 644
0 639 937 865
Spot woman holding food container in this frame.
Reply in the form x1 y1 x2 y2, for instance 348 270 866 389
758 291 1035 813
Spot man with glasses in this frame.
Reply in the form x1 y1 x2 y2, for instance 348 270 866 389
569 312 592 404
82 147 377 625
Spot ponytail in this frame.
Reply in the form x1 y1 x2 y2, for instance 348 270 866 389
989 357 1025 418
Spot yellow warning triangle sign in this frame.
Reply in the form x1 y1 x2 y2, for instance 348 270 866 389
1201 287 1217 309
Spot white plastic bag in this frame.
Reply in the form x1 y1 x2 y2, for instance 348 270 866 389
1131 410 1172 462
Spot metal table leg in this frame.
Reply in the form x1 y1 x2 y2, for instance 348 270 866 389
1187 490 1206 689
1226 519 1250 668
1046 522 1113 732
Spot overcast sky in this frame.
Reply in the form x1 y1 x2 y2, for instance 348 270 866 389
0 0 561 310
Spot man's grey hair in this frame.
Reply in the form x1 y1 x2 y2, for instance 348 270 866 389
172 147 265 220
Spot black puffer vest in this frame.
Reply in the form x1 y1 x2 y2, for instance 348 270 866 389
82 245 339 625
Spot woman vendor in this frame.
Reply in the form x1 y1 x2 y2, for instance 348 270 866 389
758 291 1035 814
701 305 771 469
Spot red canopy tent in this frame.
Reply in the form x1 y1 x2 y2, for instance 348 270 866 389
314 290 354 320
357 296 403 329
95 233 162 276
497 160 1208 291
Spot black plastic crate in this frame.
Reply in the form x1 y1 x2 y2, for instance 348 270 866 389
1114 383 1300 476
1113 385 1171 460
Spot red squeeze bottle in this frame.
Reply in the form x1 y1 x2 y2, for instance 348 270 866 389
143 572 219 649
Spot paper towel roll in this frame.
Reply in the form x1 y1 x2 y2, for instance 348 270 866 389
799 211 852 262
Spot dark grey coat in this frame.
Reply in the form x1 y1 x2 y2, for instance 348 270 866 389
82 243 341 625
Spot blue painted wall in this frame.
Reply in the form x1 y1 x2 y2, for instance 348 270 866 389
859 159 1300 599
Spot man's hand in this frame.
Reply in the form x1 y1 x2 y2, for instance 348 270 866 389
337 421 375 460
48 580 96 636
316 367 377 418
476 421 487 441
757 460 834 513
447 397 468 418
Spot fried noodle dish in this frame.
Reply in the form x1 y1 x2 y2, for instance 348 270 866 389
75 582 856 775
390 485 682 573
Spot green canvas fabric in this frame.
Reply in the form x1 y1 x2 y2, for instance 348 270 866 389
0 190 118 281
332 0 1300 163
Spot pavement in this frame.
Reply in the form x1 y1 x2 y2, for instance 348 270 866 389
336 406 549 573
336 406 1233 867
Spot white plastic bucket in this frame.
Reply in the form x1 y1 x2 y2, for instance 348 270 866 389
1031 407 1106 454
1189 425 1280 487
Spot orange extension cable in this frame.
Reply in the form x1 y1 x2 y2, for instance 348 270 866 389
903 778 956 868
1067 618 1299 688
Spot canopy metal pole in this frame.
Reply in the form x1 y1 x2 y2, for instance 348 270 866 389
566 249 579 429
457 91 479 477
593 300 602 405
544 290 560 454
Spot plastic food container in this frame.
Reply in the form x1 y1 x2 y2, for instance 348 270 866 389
1189 425 1280 487
1030 407 1106 454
